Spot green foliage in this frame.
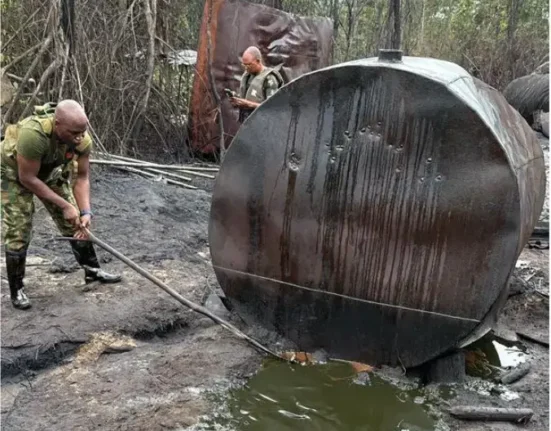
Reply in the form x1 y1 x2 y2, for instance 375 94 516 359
250 0 548 89
0 0 547 158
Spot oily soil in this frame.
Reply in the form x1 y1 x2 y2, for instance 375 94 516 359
1 168 265 430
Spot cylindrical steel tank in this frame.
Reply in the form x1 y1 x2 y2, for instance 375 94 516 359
208 52 546 367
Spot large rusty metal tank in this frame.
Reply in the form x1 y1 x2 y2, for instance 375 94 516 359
208 51 546 367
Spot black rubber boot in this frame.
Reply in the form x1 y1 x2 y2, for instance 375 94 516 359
70 241 122 284
5 249 31 310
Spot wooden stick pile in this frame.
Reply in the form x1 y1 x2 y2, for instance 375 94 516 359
92 152 219 190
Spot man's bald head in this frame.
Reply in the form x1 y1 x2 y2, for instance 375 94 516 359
54 99 88 146
243 46 262 61
241 46 264 75
55 99 88 127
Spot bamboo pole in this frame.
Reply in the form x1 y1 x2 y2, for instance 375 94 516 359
141 167 193 182
114 165 197 189
96 155 193 181
98 152 219 171
449 406 533 423
91 159 216 179
163 168 215 179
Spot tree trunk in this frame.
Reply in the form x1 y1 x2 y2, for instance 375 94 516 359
419 0 425 52
331 0 340 62
507 0 524 80
507 0 523 42
206 0 225 159
344 0 357 60
124 0 157 149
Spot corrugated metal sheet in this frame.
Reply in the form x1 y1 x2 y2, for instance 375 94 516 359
189 0 333 154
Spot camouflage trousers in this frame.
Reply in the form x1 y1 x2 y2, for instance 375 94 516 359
1 162 79 252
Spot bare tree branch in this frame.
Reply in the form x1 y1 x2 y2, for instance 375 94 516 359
2 33 54 124
21 58 61 118
121 0 157 150
1 7 44 52
1 41 44 72
110 0 139 61
58 43 71 100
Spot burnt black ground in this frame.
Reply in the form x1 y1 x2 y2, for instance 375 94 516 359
1 168 265 430
1 168 218 376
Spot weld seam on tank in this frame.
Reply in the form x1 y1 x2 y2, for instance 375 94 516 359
514 156 545 172
214 265 480 323
447 75 470 86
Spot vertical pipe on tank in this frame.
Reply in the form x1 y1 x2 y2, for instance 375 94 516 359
378 49 403 63
390 0 401 49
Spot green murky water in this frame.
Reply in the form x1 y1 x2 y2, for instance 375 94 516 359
194 360 450 431
189 334 530 430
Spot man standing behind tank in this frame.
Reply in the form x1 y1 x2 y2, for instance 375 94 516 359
1 100 121 310
230 46 283 123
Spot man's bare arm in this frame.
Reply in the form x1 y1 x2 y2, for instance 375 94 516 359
17 155 71 209
73 154 91 212
230 97 260 109
17 154 80 225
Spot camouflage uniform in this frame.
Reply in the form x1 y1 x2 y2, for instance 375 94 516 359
238 68 283 123
1 104 87 252
1 103 121 310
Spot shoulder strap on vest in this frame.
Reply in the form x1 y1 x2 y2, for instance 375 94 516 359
257 67 274 81
26 102 57 136
239 73 251 98
256 68 276 98
33 102 57 117
270 64 287 86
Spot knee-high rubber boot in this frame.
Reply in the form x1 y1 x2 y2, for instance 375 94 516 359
5 249 31 310
70 241 122 284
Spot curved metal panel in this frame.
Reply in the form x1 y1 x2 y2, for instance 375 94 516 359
189 0 333 154
209 57 546 367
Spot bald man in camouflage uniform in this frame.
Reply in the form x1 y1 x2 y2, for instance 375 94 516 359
230 46 284 123
1 100 121 310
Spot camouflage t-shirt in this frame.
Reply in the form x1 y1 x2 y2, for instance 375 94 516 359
1 117 92 181
17 129 92 180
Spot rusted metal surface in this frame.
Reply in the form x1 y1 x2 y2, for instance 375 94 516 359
209 54 546 367
503 73 549 123
189 0 333 154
